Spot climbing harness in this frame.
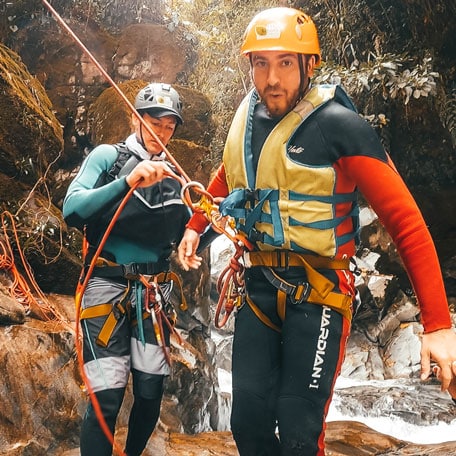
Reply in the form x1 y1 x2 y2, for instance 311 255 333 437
243 251 353 331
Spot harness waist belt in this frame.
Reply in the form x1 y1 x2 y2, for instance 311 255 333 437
244 250 353 322
91 259 170 279
244 251 350 270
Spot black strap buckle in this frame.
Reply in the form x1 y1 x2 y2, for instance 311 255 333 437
122 263 140 279
248 228 264 243
275 250 289 269
245 188 259 202
261 267 310 305
289 282 311 305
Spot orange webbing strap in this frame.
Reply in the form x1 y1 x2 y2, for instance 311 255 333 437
80 303 126 347
245 251 350 270
277 290 287 322
245 295 281 333
308 288 352 320
245 251 353 321
80 283 131 347
80 271 186 348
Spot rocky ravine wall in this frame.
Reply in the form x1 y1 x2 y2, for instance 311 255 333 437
0 2 455 455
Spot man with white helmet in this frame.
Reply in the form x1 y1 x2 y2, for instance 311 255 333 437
64 83 188 456
178 7 456 455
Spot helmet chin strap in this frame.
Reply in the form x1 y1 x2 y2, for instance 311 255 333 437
137 122 146 148
297 54 311 104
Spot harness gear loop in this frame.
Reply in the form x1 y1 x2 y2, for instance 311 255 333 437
214 242 247 328
139 274 175 365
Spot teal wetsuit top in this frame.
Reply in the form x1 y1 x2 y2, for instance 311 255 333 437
63 142 189 265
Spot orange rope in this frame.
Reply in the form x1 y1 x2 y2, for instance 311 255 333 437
0 211 71 329
37 2 253 446
74 184 139 456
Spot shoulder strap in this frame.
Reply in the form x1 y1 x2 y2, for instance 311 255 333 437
107 142 143 181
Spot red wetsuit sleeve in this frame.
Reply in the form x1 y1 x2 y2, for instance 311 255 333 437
186 164 229 234
339 155 451 333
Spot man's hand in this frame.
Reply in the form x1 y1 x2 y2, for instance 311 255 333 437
421 327 456 396
178 228 202 271
431 362 456 400
126 160 172 188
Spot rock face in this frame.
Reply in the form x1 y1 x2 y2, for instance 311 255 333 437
0 2 455 455
2 302 456 456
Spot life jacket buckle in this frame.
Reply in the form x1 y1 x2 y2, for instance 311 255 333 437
245 188 259 202
248 228 264 243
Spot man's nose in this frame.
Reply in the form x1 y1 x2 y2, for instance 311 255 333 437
267 66 280 86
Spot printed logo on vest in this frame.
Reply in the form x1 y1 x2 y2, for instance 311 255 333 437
288 145 305 156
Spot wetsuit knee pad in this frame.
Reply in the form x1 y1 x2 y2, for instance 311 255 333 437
230 388 279 450
231 390 280 456
131 369 164 400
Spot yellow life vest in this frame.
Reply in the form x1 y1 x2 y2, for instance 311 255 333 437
221 85 358 257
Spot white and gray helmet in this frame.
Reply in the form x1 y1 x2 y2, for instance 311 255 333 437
135 83 183 125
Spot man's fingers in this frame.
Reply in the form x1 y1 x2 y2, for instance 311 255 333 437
440 363 453 391
420 349 431 381
452 360 456 375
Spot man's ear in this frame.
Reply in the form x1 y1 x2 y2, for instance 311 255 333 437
306 55 316 77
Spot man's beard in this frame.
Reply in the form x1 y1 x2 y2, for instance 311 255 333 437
262 90 299 118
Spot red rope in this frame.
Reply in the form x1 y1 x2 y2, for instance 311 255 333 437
0 211 71 329
41 0 191 185
74 184 139 456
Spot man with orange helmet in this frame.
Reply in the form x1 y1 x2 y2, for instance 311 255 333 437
178 7 456 455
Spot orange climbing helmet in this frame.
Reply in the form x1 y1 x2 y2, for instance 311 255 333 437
241 7 321 66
